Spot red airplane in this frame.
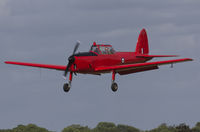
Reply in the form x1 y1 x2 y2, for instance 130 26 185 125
5 29 193 92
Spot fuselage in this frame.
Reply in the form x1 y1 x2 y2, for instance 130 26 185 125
70 51 151 74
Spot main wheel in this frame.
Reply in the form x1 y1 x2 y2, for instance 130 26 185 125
111 82 118 92
63 83 70 92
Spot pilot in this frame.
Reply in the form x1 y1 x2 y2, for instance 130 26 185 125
105 47 109 54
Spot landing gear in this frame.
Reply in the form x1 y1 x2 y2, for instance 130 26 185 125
111 82 118 92
111 70 118 92
63 82 71 92
63 72 73 93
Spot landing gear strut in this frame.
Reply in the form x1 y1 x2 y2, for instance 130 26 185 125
63 72 73 92
111 70 118 92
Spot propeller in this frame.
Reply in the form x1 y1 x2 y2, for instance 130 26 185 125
64 41 80 77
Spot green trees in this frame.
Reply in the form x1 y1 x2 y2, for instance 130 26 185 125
191 122 200 132
147 122 200 132
116 124 140 132
62 124 90 132
0 124 50 132
148 123 177 132
1 122 200 132
175 123 190 132
62 122 140 132
93 122 118 132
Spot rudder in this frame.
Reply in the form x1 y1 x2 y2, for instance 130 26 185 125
135 28 149 54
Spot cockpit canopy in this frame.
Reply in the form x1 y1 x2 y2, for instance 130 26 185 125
90 42 115 55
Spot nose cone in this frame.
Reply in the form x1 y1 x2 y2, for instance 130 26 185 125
68 55 75 62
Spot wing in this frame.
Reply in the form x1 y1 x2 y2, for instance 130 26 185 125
136 54 178 58
5 61 66 71
95 58 193 75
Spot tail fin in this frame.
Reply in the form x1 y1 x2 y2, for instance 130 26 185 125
135 28 149 55
135 29 178 58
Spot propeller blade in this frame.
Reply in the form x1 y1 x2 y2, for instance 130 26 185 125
72 41 80 55
63 41 80 77
64 55 75 77
64 61 71 77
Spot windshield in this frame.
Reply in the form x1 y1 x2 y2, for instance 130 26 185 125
90 45 115 55
99 46 115 54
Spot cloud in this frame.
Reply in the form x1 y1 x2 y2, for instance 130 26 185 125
0 0 10 16
97 28 137 38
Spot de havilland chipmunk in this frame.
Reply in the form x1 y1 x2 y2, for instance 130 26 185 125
5 29 193 92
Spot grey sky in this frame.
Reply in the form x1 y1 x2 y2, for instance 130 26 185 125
0 0 199 131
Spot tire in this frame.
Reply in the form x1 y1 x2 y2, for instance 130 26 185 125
63 83 70 92
111 82 118 92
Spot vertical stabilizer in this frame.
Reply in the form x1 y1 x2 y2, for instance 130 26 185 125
135 28 149 54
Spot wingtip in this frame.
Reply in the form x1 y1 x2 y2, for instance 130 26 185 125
182 58 193 61
187 58 193 61
4 61 14 64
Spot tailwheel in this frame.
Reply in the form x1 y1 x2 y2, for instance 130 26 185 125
63 83 71 92
111 82 118 92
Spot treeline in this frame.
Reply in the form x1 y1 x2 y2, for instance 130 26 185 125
1 122 200 132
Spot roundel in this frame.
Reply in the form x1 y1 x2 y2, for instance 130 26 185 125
121 58 125 64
